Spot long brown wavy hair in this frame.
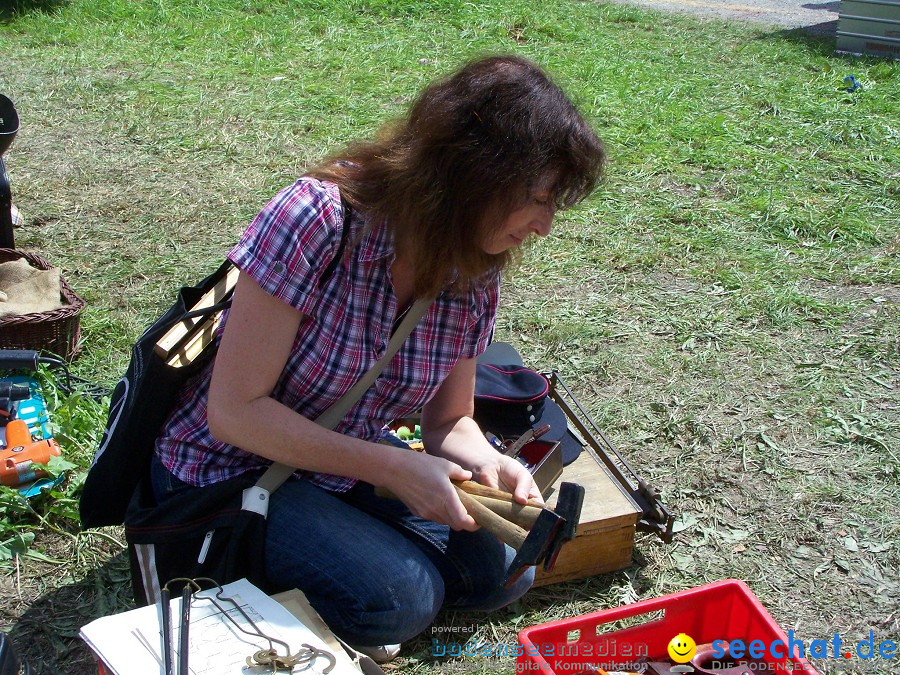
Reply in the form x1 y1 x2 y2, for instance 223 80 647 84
307 55 606 297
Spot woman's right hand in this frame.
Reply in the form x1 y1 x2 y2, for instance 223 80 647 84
381 450 479 532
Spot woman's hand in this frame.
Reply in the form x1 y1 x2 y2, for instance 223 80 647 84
381 450 479 532
469 449 544 505
420 355 544 506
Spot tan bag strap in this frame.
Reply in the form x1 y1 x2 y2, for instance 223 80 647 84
254 296 433 493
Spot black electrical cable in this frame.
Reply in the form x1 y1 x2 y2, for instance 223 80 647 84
39 356 109 400
0 350 109 401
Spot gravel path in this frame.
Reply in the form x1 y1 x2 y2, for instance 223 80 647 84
609 0 841 34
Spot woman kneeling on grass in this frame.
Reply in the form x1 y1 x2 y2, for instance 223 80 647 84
150 54 605 661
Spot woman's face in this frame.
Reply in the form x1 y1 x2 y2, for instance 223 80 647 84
481 188 556 255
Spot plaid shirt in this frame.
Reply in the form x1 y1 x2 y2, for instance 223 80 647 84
155 178 499 491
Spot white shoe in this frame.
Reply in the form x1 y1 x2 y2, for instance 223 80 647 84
352 643 401 663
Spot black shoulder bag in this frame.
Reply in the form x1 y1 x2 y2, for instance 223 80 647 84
80 206 350 529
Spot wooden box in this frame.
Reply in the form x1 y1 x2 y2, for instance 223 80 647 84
516 439 563 497
533 445 641 586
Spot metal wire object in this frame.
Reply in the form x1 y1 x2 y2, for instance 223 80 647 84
158 577 336 674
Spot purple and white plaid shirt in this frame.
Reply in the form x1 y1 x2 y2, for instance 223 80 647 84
155 178 499 492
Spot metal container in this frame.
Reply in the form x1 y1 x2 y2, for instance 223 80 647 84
836 0 900 59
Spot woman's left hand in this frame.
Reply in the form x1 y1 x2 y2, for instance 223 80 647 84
469 451 544 505
422 356 545 505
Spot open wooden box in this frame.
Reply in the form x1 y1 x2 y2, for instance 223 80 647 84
515 439 562 497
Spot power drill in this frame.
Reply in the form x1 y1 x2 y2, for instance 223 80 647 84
0 381 61 487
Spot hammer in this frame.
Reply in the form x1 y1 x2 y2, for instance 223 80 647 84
375 480 570 587
540 482 585 571
452 480 545 530
453 481 585 584
375 477 585 585
374 480 545 528
451 485 564 587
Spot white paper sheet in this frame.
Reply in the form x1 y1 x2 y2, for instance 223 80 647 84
80 578 356 674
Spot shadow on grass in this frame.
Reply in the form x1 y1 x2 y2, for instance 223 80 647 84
764 20 900 65
751 20 839 59
793 18 839 39
7 550 133 675
776 21 839 48
0 0 68 23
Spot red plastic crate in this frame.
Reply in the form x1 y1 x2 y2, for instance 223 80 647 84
518 580 819 674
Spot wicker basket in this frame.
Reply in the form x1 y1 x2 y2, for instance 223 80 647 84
0 248 86 360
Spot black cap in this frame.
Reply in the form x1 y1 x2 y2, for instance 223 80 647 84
473 350 583 465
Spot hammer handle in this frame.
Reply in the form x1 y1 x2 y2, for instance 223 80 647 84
374 483 543 528
461 494 542 530
453 486 527 550
452 480 544 509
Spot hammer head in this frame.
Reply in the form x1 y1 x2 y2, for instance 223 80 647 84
542 482 585 571
502 508 563 587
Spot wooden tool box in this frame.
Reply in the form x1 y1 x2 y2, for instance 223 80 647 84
533 372 673 586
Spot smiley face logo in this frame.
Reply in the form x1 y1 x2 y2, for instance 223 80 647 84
667 633 697 664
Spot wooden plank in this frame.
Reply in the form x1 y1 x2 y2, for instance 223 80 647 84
271 589 348 658
153 264 240 361
543 447 641 535
165 312 222 367
271 589 371 673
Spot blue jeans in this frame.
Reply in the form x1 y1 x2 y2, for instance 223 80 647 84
149 456 534 646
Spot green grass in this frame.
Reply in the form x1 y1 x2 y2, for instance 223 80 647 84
1 0 898 672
